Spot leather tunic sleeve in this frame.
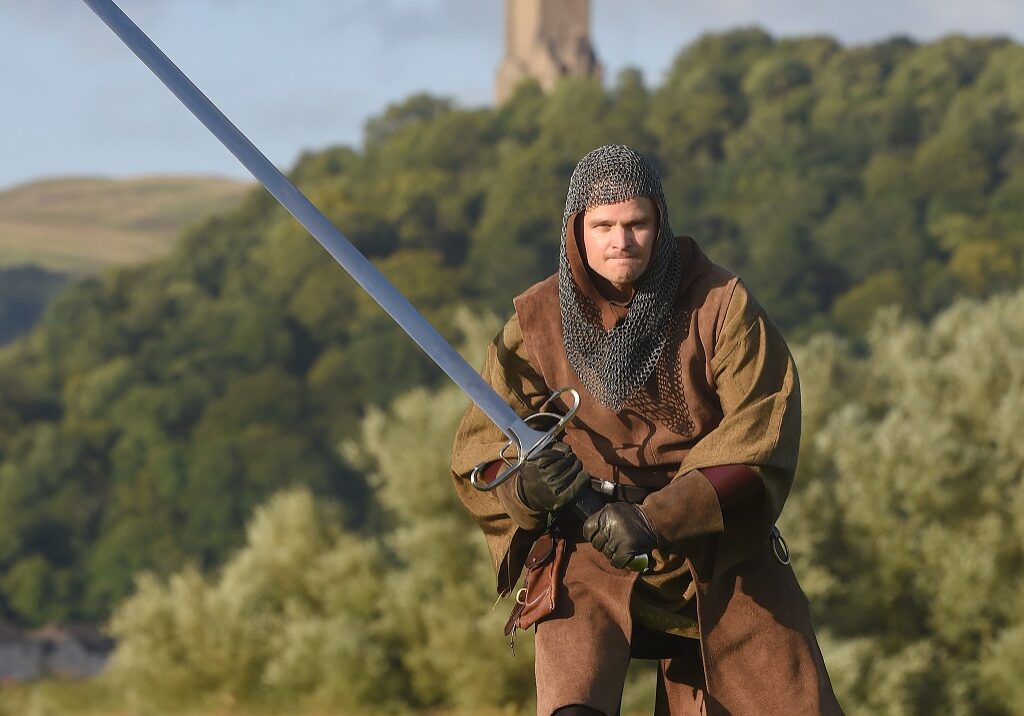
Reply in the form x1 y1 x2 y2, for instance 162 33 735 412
449 314 552 595
641 280 801 565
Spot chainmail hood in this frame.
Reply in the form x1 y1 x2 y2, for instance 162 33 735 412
558 144 681 411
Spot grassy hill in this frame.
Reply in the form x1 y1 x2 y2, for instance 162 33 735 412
0 176 250 274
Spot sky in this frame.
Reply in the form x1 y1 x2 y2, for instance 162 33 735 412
2 0 1022 190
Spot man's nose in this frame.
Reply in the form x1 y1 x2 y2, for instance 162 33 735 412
610 225 636 248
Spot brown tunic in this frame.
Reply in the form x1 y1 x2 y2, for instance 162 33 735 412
450 237 841 715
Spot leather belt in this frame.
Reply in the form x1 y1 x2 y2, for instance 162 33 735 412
590 478 653 504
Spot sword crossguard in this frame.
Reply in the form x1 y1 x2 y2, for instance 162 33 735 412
469 387 651 574
470 387 581 492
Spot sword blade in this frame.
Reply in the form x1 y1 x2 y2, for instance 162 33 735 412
80 0 547 453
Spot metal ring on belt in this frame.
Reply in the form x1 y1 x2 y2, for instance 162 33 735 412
771 525 791 565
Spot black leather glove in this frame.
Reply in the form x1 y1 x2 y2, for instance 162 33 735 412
516 442 590 513
583 502 659 569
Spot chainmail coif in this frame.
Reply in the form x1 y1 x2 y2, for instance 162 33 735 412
558 144 681 411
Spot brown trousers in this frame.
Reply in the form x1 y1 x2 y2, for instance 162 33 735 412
639 627 708 715
534 537 841 716
545 640 706 716
535 540 707 716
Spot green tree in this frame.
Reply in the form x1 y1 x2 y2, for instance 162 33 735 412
5 28 1024 631
785 289 1024 714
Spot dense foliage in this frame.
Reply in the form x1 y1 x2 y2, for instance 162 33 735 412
784 291 1024 715
106 314 538 713
107 290 1024 715
0 266 67 345
1 29 1023 627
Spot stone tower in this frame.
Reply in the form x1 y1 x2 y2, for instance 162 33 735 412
496 0 603 103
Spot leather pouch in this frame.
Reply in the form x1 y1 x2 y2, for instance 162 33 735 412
504 531 565 645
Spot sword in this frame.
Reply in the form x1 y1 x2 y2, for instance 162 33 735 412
80 0 649 572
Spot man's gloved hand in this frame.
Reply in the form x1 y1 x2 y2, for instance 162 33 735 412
583 503 659 569
516 442 590 513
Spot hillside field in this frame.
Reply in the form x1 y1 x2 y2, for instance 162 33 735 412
0 176 250 273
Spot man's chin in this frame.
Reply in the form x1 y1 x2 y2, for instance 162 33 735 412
603 275 642 292
611 270 644 285
602 264 643 282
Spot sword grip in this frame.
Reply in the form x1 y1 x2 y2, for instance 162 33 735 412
573 487 651 573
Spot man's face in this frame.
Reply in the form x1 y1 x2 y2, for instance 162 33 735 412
579 197 658 292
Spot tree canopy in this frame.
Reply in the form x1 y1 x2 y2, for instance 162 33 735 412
105 289 1024 714
1 29 1023 630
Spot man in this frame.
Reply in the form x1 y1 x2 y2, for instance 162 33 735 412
451 145 841 715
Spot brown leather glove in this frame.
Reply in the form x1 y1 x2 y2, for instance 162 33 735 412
516 442 590 513
583 502 659 569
